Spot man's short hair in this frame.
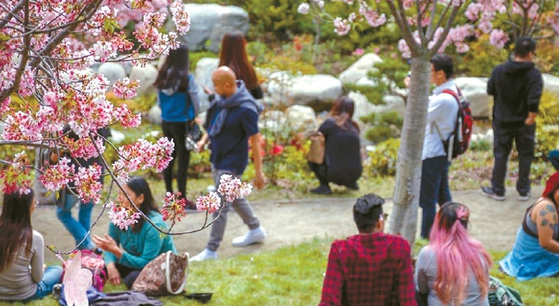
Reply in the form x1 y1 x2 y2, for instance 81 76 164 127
353 194 385 232
514 37 536 58
430 54 454 79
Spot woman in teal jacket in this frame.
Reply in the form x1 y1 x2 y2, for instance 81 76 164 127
93 177 176 288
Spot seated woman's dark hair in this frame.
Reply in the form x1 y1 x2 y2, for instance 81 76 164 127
353 193 385 232
126 176 159 232
330 96 359 132
0 189 34 272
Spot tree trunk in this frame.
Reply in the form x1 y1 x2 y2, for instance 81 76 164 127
389 55 432 247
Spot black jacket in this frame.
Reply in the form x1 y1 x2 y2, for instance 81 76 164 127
487 59 543 127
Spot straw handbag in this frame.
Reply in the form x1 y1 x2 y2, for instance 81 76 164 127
308 131 325 164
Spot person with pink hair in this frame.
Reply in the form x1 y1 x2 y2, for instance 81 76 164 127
415 202 492 306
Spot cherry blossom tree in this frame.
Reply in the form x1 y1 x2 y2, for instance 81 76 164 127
0 0 245 254
301 0 559 245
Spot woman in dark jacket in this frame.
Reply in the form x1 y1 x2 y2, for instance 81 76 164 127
309 96 363 195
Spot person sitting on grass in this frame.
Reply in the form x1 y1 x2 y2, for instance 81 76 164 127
93 176 176 288
415 202 492 306
0 189 63 302
499 172 559 281
319 193 415 306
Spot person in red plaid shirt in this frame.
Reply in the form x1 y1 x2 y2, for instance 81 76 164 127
319 194 416 306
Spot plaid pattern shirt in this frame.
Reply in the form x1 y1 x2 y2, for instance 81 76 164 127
319 233 416 306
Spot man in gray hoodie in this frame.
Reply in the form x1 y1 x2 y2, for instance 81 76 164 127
482 37 543 202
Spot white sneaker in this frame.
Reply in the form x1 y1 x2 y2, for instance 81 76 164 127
190 248 217 262
518 191 531 202
232 227 268 247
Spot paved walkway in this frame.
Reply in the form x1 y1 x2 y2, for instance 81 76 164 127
33 187 542 263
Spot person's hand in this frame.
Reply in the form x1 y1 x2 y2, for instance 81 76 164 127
525 112 537 126
106 263 121 285
195 140 206 152
203 85 213 95
92 234 121 257
253 170 266 190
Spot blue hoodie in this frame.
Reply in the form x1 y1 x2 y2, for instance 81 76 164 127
205 80 261 174
158 74 200 122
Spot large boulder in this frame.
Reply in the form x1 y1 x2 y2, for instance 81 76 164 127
348 91 375 126
259 110 288 134
129 64 158 96
285 105 318 138
266 72 343 106
183 4 250 53
454 77 491 119
194 57 219 112
543 74 559 97
338 53 383 85
97 62 126 85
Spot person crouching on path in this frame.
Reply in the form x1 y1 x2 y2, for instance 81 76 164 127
190 66 267 261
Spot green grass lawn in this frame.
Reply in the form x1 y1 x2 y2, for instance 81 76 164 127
4 240 559 306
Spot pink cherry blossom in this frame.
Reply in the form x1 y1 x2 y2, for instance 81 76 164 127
298 3 310 14
40 157 75 191
217 174 253 203
74 164 103 204
113 78 140 99
333 17 351 36
196 192 222 214
489 29 510 49
108 202 140 230
162 192 187 221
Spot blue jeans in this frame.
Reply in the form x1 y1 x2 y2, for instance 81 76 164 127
23 266 63 301
419 156 452 239
56 193 95 250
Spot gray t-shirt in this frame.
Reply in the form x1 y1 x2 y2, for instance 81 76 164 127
415 245 490 306
0 230 44 300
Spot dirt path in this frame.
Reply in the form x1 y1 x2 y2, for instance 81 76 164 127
33 186 542 263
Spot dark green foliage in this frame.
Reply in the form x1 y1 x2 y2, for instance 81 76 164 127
361 111 403 144
365 138 400 176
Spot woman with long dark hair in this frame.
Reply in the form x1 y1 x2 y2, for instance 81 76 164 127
218 32 262 99
499 172 559 280
415 202 492 305
154 44 200 206
93 176 176 288
0 190 63 301
308 96 362 195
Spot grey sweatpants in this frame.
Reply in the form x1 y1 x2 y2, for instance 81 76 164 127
207 169 260 252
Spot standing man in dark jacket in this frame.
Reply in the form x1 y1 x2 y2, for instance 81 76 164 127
482 37 543 202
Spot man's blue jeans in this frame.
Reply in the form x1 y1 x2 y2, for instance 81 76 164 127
56 193 95 250
419 156 452 239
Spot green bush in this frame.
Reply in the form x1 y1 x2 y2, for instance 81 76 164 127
344 84 384 105
190 50 218 69
365 138 400 176
362 111 403 144
469 139 492 152
535 91 559 160
365 126 399 144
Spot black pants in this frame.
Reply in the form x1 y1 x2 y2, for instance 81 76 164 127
308 161 328 186
162 121 191 199
108 263 141 289
491 123 535 196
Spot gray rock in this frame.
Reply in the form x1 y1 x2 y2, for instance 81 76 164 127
183 4 249 53
97 62 126 85
339 53 383 84
259 110 288 134
194 57 219 112
543 74 559 97
454 77 491 119
285 105 318 138
348 91 375 126
148 104 162 125
266 73 342 106
109 129 126 144
129 64 158 96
